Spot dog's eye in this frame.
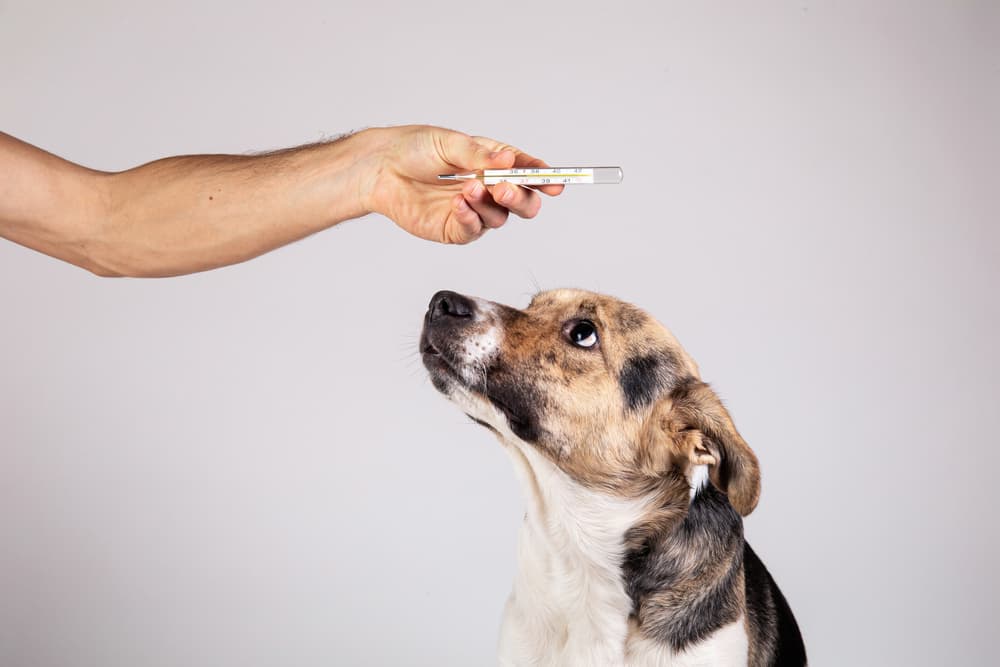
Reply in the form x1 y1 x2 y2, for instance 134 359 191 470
566 320 599 348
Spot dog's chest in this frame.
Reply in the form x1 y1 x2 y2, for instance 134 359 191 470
499 528 635 666
498 444 643 665
500 549 749 667
625 618 749 666
498 443 749 666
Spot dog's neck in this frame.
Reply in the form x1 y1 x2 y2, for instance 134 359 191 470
498 439 745 666
499 440 646 666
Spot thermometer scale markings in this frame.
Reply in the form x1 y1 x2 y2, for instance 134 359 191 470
437 166 623 186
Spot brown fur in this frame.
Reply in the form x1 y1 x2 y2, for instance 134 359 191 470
488 289 756 516
421 288 805 665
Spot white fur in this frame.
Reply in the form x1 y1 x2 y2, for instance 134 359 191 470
688 464 709 500
626 616 749 666
437 307 748 665
498 439 748 666
498 441 650 667
450 298 501 386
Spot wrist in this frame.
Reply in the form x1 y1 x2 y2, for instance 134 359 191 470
289 129 383 224
350 126 395 217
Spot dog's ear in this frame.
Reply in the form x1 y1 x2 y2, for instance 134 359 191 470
640 379 760 516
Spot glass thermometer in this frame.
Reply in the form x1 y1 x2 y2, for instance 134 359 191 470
438 166 623 186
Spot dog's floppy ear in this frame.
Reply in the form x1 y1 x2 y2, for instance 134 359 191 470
641 379 760 515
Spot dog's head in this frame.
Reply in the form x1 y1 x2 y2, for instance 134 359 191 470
420 289 760 516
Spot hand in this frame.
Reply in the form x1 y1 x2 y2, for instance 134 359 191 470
361 125 564 244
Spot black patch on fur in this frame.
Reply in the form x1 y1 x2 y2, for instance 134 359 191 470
623 485 744 651
486 375 544 443
624 486 807 661
620 355 662 409
744 543 807 666
619 352 679 409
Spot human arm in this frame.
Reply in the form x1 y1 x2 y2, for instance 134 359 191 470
0 126 563 277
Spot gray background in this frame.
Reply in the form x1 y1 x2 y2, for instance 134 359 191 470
1 1 997 665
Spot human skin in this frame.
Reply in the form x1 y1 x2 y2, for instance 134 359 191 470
0 125 563 277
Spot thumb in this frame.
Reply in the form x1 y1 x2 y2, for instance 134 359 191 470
441 132 516 171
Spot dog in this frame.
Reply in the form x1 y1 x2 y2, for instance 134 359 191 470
420 289 806 666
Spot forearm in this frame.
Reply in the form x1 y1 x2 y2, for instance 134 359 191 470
99 132 383 277
0 130 382 277
0 133 110 273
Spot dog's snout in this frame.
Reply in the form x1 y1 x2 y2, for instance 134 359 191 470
428 290 475 322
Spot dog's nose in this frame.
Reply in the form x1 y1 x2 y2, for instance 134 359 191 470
428 290 475 322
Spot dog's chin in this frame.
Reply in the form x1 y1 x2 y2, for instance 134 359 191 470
421 335 537 441
420 346 513 435
421 348 453 390
421 343 470 394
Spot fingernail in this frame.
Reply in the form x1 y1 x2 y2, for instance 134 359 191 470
500 188 513 204
457 198 469 211
469 182 482 197
488 151 499 159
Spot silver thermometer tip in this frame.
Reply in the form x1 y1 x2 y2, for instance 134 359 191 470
437 173 479 180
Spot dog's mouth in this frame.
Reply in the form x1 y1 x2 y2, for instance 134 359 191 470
419 333 456 375
420 331 476 394
420 331 537 441
421 334 480 394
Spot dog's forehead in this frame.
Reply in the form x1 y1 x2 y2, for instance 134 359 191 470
521 289 699 376
526 289 653 333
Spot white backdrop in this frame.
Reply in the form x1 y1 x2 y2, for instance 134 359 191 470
2 1 998 665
